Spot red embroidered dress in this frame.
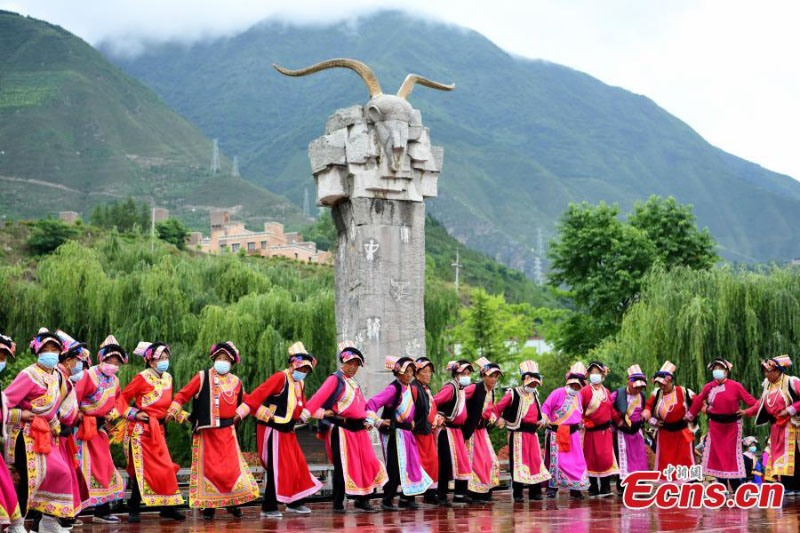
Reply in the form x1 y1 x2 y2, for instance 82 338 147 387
116 369 183 507
74 366 126 506
169 370 259 508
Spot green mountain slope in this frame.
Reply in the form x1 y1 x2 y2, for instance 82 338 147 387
106 10 800 266
0 11 306 230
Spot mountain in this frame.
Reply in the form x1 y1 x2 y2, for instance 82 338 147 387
104 10 800 266
0 10 306 230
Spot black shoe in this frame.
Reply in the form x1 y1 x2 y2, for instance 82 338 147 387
354 500 377 513
333 506 347 514
128 512 140 524
588 488 600 498
513 496 524 503
452 495 473 504
598 490 613 498
570 490 584 500
530 492 543 501
398 500 419 510
228 507 243 518
159 509 186 521
380 500 400 511
202 509 215 521
545 488 557 499
423 494 440 505
438 499 452 507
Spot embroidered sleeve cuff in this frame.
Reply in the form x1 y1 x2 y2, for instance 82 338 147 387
312 408 326 420
254 405 272 423
236 403 251 420
788 405 797 416
300 408 311 423
366 411 381 426
174 410 190 424
106 408 119 422
167 401 182 418
125 407 139 421
8 409 21 425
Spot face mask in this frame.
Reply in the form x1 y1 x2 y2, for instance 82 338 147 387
524 386 536 394
589 374 603 385
71 361 83 375
566 386 578 396
38 352 59 369
748 446 757 453
213 360 231 375
0 361 6 373
458 376 471 387
100 362 119 376
292 370 307 382
155 360 169 373
712 369 726 381
70 370 84 383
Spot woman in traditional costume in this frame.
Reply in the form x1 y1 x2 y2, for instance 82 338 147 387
433 360 474 506
580 361 619 497
366 356 433 511
116 341 185 522
168 341 259 519
541 361 589 499
462 357 502 501
686 358 757 491
4 329 77 533
411 356 442 506
53 331 91 527
0 333 24 533
641 361 696 478
302 342 387 513
73 335 127 523
610 365 649 495
495 360 550 502
743 355 800 495
243 341 322 518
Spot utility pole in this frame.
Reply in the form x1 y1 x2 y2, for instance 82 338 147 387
303 187 310 217
452 248 463 294
232 155 239 177
150 206 155 253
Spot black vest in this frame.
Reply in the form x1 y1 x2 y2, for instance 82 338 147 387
613 387 646 417
189 370 242 432
463 383 493 440
755 376 800 426
412 380 432 435
501 387 542 429
263 372 291 420
437 381 460 421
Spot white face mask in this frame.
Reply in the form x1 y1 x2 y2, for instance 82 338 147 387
458 376 471 387
589 373 603 385
524 386 537 394
566 386 578 396
214 360 231 375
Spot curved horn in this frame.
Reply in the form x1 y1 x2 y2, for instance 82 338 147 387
272 58 382 98
397 74 455 99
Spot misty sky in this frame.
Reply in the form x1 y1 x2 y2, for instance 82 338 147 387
3 0 799 180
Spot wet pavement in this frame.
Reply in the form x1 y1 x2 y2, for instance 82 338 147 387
61 493 800 532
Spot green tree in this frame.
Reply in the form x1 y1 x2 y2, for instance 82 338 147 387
156 217 189 249
301 211 337 252
629 195 718 270
26 218 78 255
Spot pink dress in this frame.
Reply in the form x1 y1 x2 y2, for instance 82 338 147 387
4 364 78 518
74 366 126 506
0 387 22 525
463 384 500 493
367 382 433 495
305 373 388 496
496 389 550 485
541 387 589 490
433 381 472 481
610 389 649 477
688 379 757 478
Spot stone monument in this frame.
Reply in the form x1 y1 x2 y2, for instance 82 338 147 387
274 58 453 395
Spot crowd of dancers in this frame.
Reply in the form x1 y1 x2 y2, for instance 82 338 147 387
0 328 797 532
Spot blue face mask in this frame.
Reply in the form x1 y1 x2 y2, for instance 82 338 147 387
748 446 757 453
566 386 579 396
589 373 603 385
38 352 59 369
712 369 726 381
213 360 231 375
0 361 5 373
292 370 307 382
70 370 84 383
458 376 471 387
71 361 83 375
155 360 169 373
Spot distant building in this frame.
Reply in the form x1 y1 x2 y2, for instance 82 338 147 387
152 208 169 223
58 211 79 224
199 210 331 264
